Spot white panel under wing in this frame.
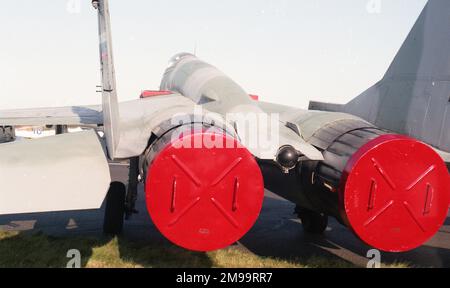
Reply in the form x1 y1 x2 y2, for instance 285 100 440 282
0 130 111 215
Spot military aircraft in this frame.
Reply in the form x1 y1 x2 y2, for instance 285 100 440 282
0 0 448 253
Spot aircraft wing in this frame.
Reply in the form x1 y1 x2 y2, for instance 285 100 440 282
0 105 103 126
0 130 110 215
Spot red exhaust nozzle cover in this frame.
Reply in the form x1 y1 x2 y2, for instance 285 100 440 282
145 132 264 252
340 134 450 252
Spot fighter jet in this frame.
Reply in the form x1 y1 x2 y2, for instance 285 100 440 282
0 0 448 253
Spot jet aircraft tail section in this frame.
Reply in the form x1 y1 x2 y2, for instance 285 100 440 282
310 0 450 153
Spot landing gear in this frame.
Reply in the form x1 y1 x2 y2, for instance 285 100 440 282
295 206 328 234
103 182 126 235
125 157 140 220
55 125 68 135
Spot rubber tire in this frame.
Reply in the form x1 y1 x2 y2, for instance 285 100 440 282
103 182 126 235
297 208 328 234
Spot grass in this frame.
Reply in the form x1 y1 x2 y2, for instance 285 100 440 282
0 231 409 268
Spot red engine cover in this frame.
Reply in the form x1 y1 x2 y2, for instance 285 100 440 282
140 90 173 98
340 134 450 252
145 132 264 252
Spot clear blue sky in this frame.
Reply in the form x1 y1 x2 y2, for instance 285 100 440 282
0 0 427 109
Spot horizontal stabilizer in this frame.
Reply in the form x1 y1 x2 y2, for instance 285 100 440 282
308 101 344 112
0 130 111 215
0 105 103 126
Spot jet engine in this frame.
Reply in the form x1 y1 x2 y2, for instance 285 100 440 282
142 122 264 252
261 117 450 252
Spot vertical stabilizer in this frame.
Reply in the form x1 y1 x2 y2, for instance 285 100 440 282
94 0 120 159
340 0 450 152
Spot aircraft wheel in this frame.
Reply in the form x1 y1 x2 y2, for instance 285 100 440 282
103 182 126 235
296 207 328 234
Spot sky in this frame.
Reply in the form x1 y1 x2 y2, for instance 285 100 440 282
0 0 428 110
